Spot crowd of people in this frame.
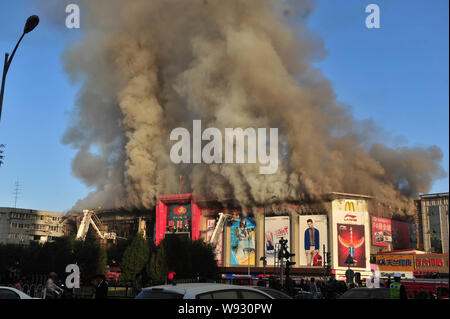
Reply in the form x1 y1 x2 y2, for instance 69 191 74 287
259 275 348 299
258 272 446 299
4 269 447 300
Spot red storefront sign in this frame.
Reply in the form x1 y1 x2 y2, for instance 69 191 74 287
414 254 449 272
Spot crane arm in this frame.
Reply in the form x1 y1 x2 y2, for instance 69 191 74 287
209 213 231 245
89 217 105 239
76 210 91 241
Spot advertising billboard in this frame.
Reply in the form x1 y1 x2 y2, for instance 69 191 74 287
332 199 371 271
230 216 256 266
376 254 414 272
206 219 223 266
372 216 392 247
265 216 290 266
337 224 366 268
167 204 191 231
299 215 328 266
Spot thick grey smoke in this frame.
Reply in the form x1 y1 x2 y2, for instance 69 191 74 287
43 0 444 213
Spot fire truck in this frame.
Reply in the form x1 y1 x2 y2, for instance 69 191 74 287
400 278 449 299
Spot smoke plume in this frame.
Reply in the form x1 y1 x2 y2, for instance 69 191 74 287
42 0 445 213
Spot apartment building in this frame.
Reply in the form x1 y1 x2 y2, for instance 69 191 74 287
0 207 65 245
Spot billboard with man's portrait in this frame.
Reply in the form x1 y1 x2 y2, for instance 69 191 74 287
299 215 328 267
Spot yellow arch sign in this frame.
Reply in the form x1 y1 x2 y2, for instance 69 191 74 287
345 201 356 212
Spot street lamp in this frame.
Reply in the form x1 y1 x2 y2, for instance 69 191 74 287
247 228 254 277
0 15 39 121
263 195 277 277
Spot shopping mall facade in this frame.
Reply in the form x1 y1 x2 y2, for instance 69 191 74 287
68 191 448 281
154 192 396 280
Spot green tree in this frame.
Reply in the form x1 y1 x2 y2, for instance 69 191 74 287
73 238 105 282
147 237 218 283
148 241 167 284
120 234 149 282
190 239 219 280
106 238 132 266
97 247 108 275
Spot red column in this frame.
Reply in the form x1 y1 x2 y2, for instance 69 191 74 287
191 200 201 241
156 200 167 245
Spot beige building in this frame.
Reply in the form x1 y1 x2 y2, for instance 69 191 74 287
0 207 65 245
416 193 449 254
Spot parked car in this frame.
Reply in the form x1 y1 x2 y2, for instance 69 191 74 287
292 288 313 299
136 283 286 299
0 286 38 299
252 286 293 299
338 288 391 299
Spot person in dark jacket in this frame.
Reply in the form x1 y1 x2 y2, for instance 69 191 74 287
257 276 265 287
132 273 143 297
385 275 392 288
304 219 320 266
95 275 109 299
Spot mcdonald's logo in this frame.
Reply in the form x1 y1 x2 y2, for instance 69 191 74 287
344 201 357 222
345 201 356 212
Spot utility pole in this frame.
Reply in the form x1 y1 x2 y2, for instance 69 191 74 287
261 195 277 280
247 228 254 277
278 237 296 294
323 244 326 279
13 179 21 208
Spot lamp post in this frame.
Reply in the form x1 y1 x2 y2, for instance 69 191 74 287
247 228 253 277
0 15 39 121
262 195 277 278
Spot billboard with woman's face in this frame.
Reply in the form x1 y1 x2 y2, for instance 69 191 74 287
265 216 290 266
230 217 256 266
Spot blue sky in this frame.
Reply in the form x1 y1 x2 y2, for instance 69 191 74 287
0 0 448 212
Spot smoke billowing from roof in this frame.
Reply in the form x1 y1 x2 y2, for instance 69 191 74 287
44 0 444 214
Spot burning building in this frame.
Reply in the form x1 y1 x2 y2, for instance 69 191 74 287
153 191 421 280
38 0 444 214
63 209 152 246
37 0 446 280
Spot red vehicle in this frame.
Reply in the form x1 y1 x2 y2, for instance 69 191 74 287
400 278 449 299
106 267 121 282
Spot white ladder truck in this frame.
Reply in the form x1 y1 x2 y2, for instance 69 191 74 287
208 212 232 246
76 209 117 241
